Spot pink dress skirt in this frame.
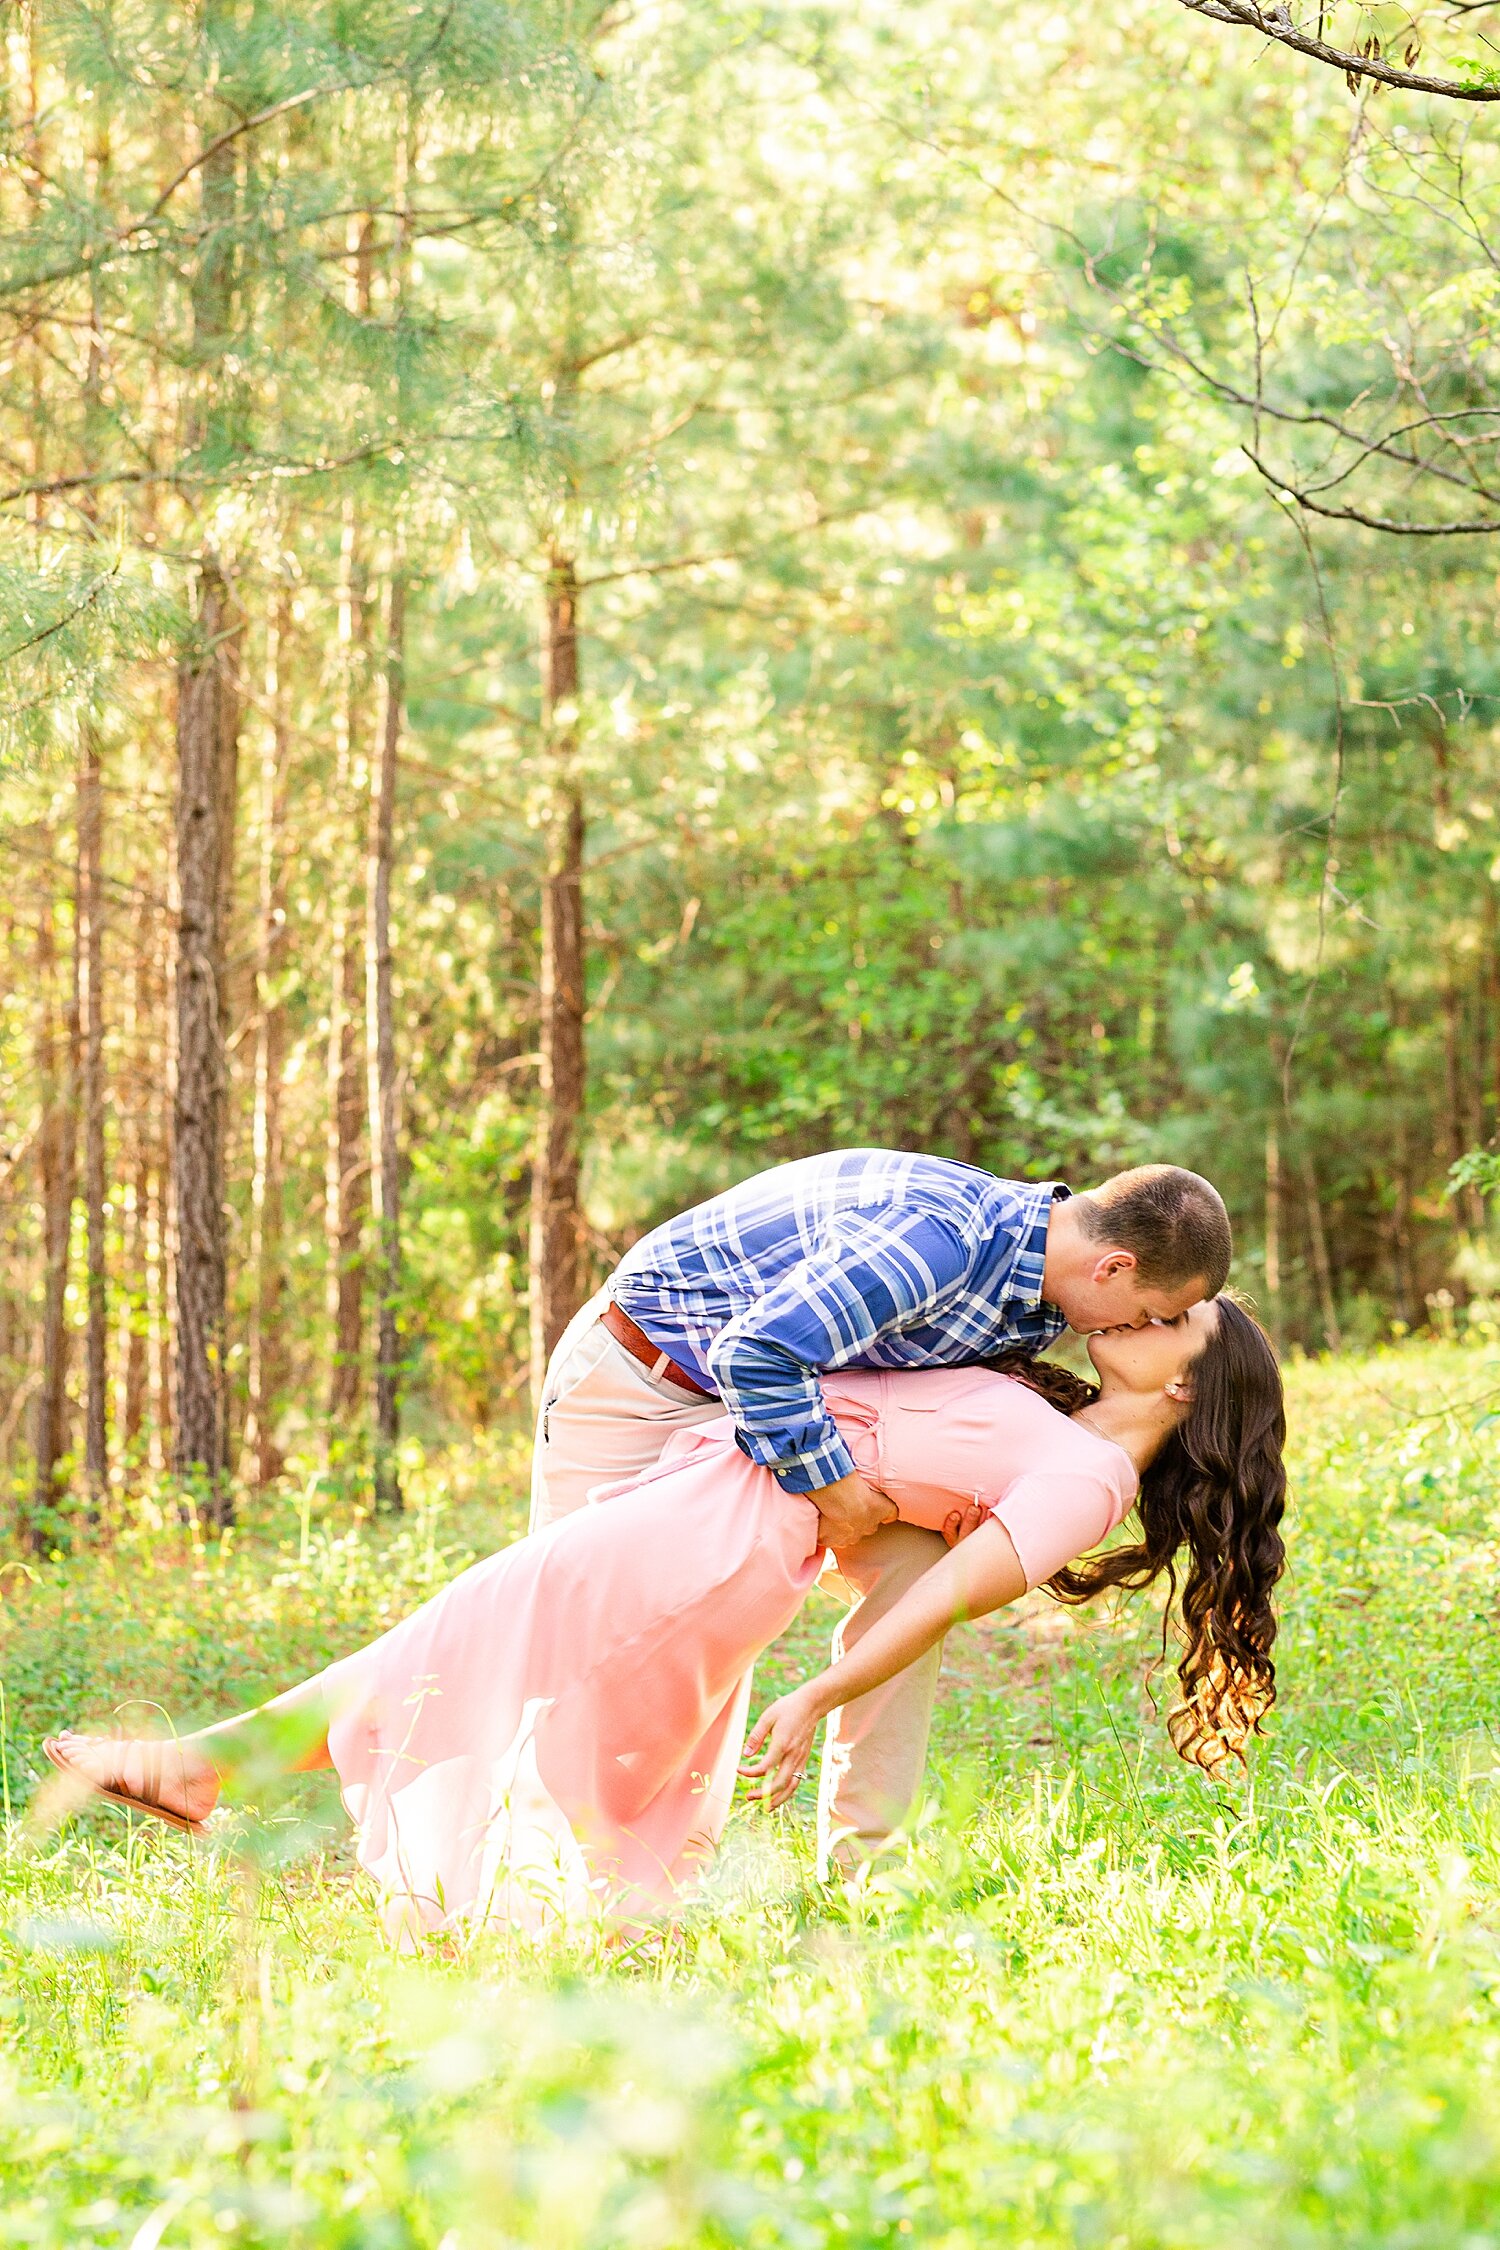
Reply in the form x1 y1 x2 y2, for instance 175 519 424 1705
315 1368 1136 1938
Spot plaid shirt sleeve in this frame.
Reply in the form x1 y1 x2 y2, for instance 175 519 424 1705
704 1207 976 1493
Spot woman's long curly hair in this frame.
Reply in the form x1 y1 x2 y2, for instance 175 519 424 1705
985 1296 1287 1775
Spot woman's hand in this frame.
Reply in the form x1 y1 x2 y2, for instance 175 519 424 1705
741 1520 1027 1814
739 1686 823 1809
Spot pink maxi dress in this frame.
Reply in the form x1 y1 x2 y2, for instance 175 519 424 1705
315 1368 1137 1938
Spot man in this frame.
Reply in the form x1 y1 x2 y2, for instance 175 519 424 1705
530 1149 1231 1873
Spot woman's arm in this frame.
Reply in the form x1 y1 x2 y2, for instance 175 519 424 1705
739 1515 1028 1808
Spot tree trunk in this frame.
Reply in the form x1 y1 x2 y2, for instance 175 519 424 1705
1440 964 1474 1207
1263 1120 1282 1351
173 557 241 1517
1439 954 1484 1233
78 726 108 1513
32 882 78 1543
1391 1152 1415 1328
1299 1148 1342 1352
151 898 174 1474
1486 881 1500 1140
529 551 587 1404
327 938 367 1422
366 567 405 1512
121 1149 148 1456
324 224 374 1434
170 67 242 1522
117 894 150 1461
0 895 15 1435
242 592 291 1487
76 118 111 1517
326 499 368 1429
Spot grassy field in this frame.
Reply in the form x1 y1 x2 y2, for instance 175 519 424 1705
4 1341 1500 2247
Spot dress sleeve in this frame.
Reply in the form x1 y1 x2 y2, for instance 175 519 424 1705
988 1466 1132 1591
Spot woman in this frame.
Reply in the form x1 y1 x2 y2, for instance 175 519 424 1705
45 1297 1285 1937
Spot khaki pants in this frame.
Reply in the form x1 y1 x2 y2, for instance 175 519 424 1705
530 1299 947 1875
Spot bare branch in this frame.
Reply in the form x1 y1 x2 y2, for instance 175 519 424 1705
1088 309 1500 505
1173 0 1500 98
1243 441 1500 531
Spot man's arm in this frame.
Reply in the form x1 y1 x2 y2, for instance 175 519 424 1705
705 1205 975 1511
739 1516 1028 1805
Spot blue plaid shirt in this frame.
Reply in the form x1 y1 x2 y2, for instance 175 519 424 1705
611 1149 1069 1494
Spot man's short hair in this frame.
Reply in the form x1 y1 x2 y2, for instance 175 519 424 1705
1077 1165 1232 1296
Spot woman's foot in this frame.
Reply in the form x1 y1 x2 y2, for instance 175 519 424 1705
43 1730 221 1832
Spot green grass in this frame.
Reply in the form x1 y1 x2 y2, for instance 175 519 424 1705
4 1343 1500 2247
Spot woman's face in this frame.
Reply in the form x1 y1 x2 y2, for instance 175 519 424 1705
1086 1297 1221 1400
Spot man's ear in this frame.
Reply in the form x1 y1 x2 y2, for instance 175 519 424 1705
1091 1248 1139 1284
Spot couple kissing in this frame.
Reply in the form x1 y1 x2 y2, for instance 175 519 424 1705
47 1149 1286 1939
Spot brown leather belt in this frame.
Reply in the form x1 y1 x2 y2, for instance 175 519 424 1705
601 1301 714 1397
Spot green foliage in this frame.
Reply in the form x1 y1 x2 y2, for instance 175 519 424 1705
6 0 1500 1476
5 1346 1500 2242
0 545 178 772
1451 1148 1500 1202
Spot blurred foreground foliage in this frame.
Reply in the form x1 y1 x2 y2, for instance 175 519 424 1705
2 1342 1500 2244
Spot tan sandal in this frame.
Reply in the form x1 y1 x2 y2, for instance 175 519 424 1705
42 1734 211 1838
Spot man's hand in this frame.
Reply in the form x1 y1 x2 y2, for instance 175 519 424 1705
941 1500 987 1548
814 1470 897 1552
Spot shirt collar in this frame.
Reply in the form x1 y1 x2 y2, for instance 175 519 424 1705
1009 1180 1069 1313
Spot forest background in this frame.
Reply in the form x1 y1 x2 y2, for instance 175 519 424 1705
6 0 1500 1534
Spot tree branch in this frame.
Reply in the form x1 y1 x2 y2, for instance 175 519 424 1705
141 85 335 226
1086 307 1500 505
0 566 121 666
1173 0 1500 100
0 77 373 305
0 436 408 510
578 501 872 591
1243 442 1500 531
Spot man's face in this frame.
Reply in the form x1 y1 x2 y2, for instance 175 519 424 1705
1048 1253 1207 1335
